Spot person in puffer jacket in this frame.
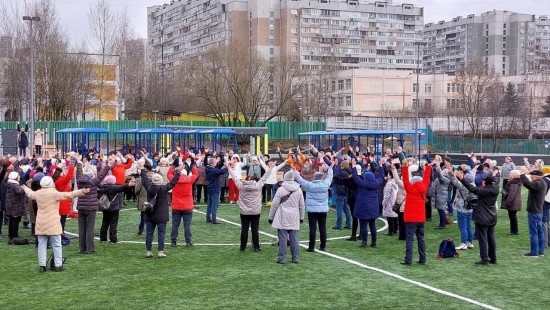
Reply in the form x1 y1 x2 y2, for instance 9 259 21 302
352 164 384 248
52 162 75 243
5 171 26 243
446 164 476 251
98 175 134 243
168 163 199 248
294 163 333 252
432 166 450 229
227 159 276 252
268 170 305 264
75 160 111 254
382 170 398 236
401 162 432 265
23 176 89 272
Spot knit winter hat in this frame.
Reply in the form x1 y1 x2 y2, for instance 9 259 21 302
283 170 294 181
152 173 163 185
40 176 54 188
8 171 19 180
33 172 45 182
103 175 116 185
365 172 375 181
313 172 324 181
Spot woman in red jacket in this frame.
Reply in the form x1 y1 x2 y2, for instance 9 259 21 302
111 153 134 185
52 162 75 244
401 161 432 266
168 163 199 247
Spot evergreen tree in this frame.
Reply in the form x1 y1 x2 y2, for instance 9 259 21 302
501 82 518 114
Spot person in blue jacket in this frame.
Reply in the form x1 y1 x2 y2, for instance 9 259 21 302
352 163 384 247
294 162 334 252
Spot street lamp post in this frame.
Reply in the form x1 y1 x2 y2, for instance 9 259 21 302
23 15 40 153
414 41 426 160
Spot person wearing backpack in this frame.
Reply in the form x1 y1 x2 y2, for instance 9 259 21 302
520 168 547 257
141 167 182 258
502 170 522 236
446 164 475 251
98 175 135 244
457 174 499 265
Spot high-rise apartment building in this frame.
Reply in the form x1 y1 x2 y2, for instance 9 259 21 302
147 0 424 75
423 10 550 76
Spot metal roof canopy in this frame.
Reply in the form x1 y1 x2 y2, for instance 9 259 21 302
298 129 423 159
163 125 268 136
55 127 110 155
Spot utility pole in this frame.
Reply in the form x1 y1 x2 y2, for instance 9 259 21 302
23 15 40 154
414 41 426 160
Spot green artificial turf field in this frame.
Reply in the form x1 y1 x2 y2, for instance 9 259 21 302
1 190 549 309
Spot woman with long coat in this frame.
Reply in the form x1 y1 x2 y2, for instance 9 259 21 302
5 171 27 243
352 165 384 248
268 170 305 264
502 170 522 235
23 176 88 272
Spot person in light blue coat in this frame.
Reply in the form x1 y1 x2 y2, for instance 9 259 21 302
294 163 333 252
352 164 384 247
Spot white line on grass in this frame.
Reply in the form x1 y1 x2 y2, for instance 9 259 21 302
193 210 501 310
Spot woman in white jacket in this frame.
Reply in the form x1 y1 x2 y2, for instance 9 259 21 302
268 170 305 264
226 158 277 252
382 170 399 236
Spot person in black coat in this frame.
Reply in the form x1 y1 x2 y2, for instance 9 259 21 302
458 173 499 265
17 123 29 157
141 167 182 258
98 175 135 243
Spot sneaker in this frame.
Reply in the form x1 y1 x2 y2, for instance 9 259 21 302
53 266 65 272
305 248 315 252
145 251 153 258
539 253 545 257
359 242 368 248
206 219 212 223
455 243 468 250
400 261 412 266
466 242 474 249
158 251 167 258
523 252 539 258
136 231 143 236
171 241 177 247
39 266 47 273
475 261 489 265
332 226 342 230
254 248 262 252
186 242 193 247
211 220 223 225
346 237 358 241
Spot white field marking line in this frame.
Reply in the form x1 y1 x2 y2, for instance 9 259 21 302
193 209 501 310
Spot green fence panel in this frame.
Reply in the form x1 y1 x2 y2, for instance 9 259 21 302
0 120 326 143
430 133 550 155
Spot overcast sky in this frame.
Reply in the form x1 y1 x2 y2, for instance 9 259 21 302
6 0 550 48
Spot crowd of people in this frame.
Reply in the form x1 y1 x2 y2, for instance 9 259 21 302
1 142 550 271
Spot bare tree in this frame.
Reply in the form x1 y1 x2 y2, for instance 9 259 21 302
88 0 118 119
453 61 500 138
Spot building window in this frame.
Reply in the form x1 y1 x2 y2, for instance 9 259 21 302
338 80 344 90
345 96 352 107
345 79 352 90
424 83 432 93
338 97 344 106
447 83 451 92
413 83 418 93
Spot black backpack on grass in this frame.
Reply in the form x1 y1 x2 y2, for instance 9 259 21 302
437 239 459 258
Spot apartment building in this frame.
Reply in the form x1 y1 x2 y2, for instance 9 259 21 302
147 0 425 75
423 10 550 76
